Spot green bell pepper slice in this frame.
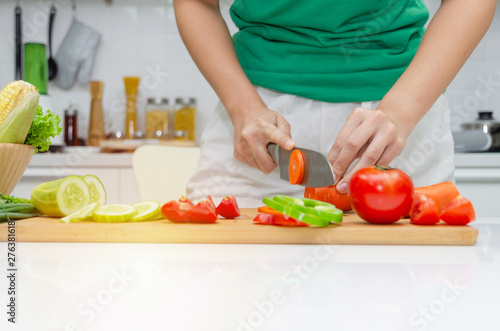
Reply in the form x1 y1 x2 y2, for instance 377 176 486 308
262 195 343 227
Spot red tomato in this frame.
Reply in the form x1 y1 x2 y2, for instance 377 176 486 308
216 196 241 219
410 193 440 225
440 195 475 225
348 165 414 224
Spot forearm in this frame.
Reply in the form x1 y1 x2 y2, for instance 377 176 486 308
173 0 265 120
378 0 496 136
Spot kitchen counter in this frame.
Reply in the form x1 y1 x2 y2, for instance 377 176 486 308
0 219 499 331
21 151 500 217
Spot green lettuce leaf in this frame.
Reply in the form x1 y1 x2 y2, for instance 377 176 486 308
23 105 62 154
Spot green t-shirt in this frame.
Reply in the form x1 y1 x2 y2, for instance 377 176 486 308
230 0 429 103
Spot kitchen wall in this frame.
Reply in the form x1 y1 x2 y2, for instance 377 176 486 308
0 0 499 144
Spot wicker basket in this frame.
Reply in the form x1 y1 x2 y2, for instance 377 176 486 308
0 143 35 196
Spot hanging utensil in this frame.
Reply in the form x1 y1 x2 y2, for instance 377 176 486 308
15 0 22 80
48 1 58 80
55 0 102 89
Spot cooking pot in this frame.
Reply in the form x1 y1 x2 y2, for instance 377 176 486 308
461 111 500 152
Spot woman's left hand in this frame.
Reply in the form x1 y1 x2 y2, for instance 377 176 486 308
327 107 410 194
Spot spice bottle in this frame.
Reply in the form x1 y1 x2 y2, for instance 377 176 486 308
64 104 79 146
146 98 170 139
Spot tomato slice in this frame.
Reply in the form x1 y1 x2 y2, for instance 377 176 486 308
440 195 476 225
410 193 440 225
216 196 241 219
161 198 194 223
289 149 305 185
185 196 218 223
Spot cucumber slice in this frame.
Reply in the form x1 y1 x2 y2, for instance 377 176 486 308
60 202 99 223
93 204 137 223
131 201 161 222
31 176 90 217
82 174 107 205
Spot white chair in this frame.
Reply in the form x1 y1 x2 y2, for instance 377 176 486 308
132 144 200 202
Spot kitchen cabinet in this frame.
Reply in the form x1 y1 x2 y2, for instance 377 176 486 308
454 153 500 219
12 152 141 204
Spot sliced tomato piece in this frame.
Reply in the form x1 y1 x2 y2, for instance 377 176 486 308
441 195 476 226
185 196 218 223
178 195 195 206
206 195 216 211
410 193 440 225
216 196 241 219
161 198 194 223
289 149 305 185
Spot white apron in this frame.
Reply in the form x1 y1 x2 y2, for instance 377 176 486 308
187 87 455 207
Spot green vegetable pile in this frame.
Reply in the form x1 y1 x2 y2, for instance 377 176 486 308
0 193 39 222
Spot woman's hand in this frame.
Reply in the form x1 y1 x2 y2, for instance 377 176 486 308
232 106 295 174
328 107 409 194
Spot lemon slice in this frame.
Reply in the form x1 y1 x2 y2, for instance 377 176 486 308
60 202 99 223
93 204 137 223
131 201 161 222
82 174 107 205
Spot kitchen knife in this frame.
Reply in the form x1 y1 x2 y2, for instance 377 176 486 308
267 143 335 188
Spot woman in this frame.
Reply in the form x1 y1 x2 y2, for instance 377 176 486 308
174 0 495 207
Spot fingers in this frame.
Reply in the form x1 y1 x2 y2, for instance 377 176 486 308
269 126 295 151
234 110 293 174
329 109 407 193
328 108 364 164
334 138 386 193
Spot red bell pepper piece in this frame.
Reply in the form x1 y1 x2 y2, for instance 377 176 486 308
410 193 440 225
440 195 476 225
161 195 194 223
216 196 241 219
253 213 309 227
253 213 274 225
184 195 218 223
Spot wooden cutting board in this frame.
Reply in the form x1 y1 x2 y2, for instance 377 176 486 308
0 209 478 245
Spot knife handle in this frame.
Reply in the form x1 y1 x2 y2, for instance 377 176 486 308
266 143 278 163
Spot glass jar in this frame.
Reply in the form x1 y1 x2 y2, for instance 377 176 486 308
173 97 195 141
145 98 170 139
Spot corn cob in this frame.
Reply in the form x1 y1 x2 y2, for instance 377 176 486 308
0 80 40 144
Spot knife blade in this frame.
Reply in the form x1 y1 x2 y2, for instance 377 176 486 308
267 143 335 188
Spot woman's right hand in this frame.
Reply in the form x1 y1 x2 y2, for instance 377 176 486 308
231 106 295 174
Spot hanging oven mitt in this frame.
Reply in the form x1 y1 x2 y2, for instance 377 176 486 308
55 19 101 90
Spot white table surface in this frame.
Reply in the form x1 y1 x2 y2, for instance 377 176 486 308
1 218 499 331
